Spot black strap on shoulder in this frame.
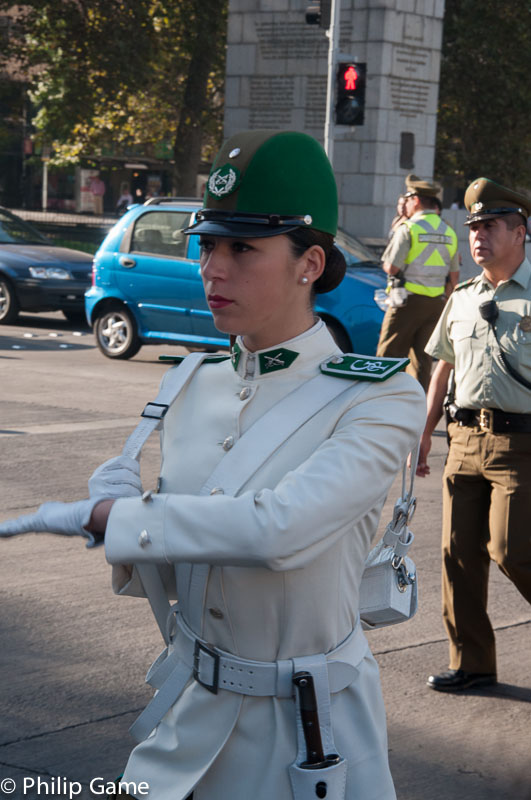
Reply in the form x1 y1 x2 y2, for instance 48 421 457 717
478 300 531 391
495 340 531 390
490 324 531 390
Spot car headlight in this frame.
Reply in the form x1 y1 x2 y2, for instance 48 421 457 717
29 266 72 280
374 289 389 311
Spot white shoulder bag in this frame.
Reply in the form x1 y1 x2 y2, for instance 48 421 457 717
359 447 419 629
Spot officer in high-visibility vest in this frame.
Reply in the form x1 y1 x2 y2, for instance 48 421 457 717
377 175 460 390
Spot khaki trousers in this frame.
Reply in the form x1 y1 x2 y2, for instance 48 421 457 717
376 293 445 391
442 422 531 674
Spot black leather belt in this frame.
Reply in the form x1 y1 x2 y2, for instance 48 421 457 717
459 408 531 433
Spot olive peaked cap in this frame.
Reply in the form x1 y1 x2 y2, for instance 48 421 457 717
464 177 530 225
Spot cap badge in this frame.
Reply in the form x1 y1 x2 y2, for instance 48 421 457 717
208 164 241 198
471 202 483 212
229 148 240 158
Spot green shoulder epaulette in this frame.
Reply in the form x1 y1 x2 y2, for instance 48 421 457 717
454 277 476 291
320 354 409 382
158 354 231 364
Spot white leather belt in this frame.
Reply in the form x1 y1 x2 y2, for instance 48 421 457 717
129 607 368 743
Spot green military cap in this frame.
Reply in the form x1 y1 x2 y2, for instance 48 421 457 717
184 129 338 238
403 173 441 200
464 177 530 225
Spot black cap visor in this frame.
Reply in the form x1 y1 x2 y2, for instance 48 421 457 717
464 207 528 225
184 209 312 239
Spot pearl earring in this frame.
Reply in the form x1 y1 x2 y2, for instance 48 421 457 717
300 276 309 285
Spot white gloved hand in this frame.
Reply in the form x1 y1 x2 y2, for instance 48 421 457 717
1 457 143 548
88 455 143 499
0 498 104 548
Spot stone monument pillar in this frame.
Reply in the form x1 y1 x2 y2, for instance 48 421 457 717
225 0 445 241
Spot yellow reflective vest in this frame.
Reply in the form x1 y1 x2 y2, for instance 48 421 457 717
403 213 458 297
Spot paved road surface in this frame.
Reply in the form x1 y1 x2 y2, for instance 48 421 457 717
1 313 530 800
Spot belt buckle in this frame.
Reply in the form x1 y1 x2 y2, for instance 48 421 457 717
479 408 493 432
193 640 220 694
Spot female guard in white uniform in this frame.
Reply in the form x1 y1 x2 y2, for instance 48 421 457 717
1 130 425 800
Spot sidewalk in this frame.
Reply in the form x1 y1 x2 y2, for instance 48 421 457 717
11 208 117 229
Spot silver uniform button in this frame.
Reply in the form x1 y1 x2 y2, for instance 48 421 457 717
239 387 251 400
208 607 224 619
222 435 234 451
138 529 151 547
210 487 225 495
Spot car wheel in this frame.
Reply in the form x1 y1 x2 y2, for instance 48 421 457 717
326 319 351 352
0 277 20 324
94 306 141 359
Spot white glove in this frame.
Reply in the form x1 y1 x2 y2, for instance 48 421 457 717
0 498 102 547
88 455 143 499
0 457 143 549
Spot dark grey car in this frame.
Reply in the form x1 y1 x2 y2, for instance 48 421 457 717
0 207 93 324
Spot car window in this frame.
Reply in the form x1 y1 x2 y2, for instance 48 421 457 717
0 210 49 245
130 211 190 258
335 229 377 265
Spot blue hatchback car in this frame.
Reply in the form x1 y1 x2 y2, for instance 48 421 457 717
85 199 387 359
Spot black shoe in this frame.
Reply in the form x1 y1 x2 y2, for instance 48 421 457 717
427 669 497 692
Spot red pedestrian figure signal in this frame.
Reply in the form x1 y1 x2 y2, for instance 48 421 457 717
336 62 366 125
344 66 358 91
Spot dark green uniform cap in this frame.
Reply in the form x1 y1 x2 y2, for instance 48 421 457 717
464 177 530 225
184 129 338 238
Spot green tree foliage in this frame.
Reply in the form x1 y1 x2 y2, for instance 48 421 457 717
436 0 531 187
0 0 227 194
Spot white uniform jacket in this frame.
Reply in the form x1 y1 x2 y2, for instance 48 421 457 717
105 321 426 800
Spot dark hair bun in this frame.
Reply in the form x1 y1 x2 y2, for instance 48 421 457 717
314 245 347 294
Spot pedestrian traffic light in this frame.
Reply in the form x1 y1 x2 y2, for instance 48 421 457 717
335 62 366 126
305 1 331 28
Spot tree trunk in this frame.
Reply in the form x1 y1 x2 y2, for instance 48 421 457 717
173 0 226 196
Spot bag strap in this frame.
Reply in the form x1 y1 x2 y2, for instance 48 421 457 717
380 444 419 559
121 351 211 460
198 372 356 497
120 352 211 641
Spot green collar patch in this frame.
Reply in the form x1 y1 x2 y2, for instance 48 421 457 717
320 354 409 381
231 344 299 374
207 163 241 198
259 347 299 374
159 354 230 364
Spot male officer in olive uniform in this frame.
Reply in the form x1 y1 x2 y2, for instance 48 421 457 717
417 177 531 692
376 175 460 390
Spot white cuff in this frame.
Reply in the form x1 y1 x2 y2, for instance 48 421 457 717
104 495 169 565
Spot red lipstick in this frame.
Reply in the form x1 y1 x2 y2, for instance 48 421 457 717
208 294 234 309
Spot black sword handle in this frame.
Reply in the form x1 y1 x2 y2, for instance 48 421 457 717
293 671 326 766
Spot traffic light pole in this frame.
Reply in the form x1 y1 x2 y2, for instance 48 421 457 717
324 0 340 167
